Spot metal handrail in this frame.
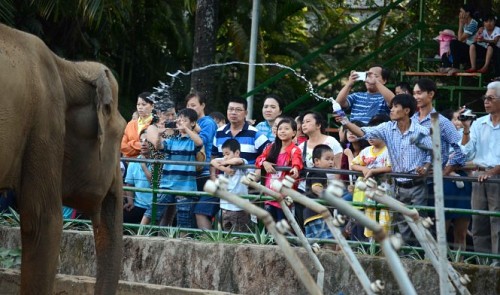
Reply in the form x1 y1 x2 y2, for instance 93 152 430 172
115 156 500 260
122 157 500 220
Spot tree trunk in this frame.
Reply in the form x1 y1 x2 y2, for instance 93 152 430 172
190 0 219 111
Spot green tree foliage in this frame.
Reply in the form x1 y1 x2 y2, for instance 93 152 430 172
1 0 498 118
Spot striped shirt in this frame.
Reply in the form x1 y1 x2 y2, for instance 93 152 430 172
412 110 466 167
212 122 270 164
464 19 479 46
361 121 432 181
256 120 275 142
347 92 390 124
160 135 199 192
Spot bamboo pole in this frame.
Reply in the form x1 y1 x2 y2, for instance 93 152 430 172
269 176 381 294
204 176 322 295
431 113 451 295
322 181 417 295
241 174 325 291
356 177 471 294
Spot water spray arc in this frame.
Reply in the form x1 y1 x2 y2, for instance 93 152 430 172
160 61 336 118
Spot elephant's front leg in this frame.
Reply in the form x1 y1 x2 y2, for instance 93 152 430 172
18 155 63 294
92 171 123 294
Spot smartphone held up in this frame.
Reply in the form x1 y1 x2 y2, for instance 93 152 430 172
355 71 367 81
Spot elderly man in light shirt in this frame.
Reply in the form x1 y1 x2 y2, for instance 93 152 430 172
461 81 500 261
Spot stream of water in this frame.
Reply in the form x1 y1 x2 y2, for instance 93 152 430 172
150 61 335 109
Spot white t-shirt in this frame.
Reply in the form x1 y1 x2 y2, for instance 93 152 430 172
298 136 343 191
352 145 391 169
478 26 500 48
215 158 249 211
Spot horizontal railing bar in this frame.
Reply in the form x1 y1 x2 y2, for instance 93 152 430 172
121 157 500 184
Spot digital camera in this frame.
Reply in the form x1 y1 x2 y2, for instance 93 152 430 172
164 121 177 128
458 109 476 121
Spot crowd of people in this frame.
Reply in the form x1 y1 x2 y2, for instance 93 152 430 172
118 60 499 266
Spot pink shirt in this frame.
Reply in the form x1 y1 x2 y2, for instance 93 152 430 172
265 152 288 208
436 34 455 57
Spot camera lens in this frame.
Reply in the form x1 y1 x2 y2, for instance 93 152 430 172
458 109 476 121
164 121 176 128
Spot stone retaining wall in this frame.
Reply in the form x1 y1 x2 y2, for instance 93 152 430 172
0 268 229 295
1 227 499 294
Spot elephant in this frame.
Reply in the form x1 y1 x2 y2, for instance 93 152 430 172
0 24 126 294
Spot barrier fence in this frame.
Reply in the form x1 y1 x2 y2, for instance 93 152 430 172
119 157 500 261
2 158 495 260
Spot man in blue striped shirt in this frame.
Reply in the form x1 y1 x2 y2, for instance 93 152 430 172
211 96 270 180
412 78 469 244
339 94 432 245
336 65 395 124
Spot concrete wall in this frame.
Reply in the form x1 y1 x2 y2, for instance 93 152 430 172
0 268 229 295
1 227 499 294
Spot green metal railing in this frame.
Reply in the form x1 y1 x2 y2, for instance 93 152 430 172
116 157 500 262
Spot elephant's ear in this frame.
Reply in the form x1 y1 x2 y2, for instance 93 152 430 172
94 69 113 160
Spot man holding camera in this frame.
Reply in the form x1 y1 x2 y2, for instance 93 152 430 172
335 65 395 124
461 81 500 259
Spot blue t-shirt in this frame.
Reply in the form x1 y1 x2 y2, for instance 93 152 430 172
347 92 390 124
198 115 218 175
124 157 152 209
464 19 479 46
160 135 199 192
256 120 275 142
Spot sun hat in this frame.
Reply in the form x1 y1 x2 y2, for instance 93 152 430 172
434 29 456 40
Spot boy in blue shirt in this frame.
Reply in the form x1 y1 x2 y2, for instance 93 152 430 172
124 129 153 224
145 108 203 227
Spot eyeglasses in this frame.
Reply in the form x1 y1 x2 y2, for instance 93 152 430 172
228 107 245 113
481 95 499 102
